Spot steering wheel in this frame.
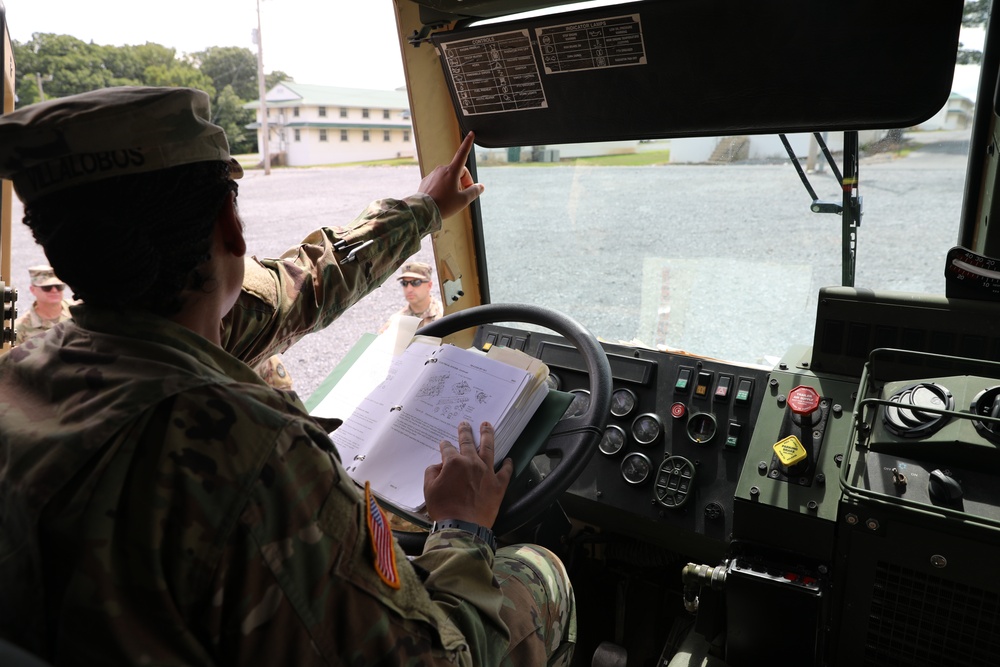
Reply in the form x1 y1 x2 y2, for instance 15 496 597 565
399 303 612 542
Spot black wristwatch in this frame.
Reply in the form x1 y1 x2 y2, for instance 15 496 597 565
430 519 497 553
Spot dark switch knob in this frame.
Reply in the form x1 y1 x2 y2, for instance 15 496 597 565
928 469 963 503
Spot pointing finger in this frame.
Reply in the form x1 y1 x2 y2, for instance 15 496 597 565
450 132 476 171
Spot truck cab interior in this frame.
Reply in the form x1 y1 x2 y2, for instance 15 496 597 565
3 1 999 666
390 1 999 666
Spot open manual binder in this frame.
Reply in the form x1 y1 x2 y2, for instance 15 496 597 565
307 317 573 520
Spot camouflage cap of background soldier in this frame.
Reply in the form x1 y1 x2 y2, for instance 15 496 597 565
27 265 65 288
398 262 433 281
0 86 243 204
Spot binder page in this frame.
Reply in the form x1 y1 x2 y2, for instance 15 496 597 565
352 344 533 511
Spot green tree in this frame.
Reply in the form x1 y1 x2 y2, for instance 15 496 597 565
266 71 292 90
13 33 113 105
214 84 256 154
958 0 992 65
10 33 294 154
142 61 216 96
193 46 259 101
104 42 178 82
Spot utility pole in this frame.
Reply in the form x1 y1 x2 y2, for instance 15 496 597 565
254 0 271 175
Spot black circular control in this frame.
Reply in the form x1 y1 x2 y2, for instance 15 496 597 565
882 382 953 438
655 456 696 509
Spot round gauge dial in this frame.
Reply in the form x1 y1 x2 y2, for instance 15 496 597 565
610 388 638 418
621 452 652 485
631 412 663 446
563 389 591 419
686 412 718 444
599 425 627 456
545 373 561 391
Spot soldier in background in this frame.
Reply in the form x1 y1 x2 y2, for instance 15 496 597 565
379 261 444 333
14 265 74 345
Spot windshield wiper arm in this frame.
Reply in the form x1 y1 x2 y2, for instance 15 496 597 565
779 131 862 287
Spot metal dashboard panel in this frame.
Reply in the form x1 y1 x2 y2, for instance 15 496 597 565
475 324 769 562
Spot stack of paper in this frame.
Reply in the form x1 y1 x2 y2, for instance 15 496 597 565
310 318 552 513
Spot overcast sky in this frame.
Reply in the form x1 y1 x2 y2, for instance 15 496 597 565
2 1 987 101
3 0 407 90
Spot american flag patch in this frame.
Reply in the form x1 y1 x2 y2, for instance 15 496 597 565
365 482 400 589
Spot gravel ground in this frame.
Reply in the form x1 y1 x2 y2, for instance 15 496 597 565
5 131 971 399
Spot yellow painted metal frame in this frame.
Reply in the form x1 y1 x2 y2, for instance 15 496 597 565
393 1 484 345
1 12 14 352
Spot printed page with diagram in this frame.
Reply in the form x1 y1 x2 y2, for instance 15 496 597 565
336 343 547 513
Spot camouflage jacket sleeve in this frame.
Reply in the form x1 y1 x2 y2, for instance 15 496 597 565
221 194 442 367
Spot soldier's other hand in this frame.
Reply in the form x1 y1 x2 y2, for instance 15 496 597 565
423 421 512 528
417 132 484 220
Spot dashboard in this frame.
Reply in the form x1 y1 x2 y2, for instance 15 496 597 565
474 324 770 562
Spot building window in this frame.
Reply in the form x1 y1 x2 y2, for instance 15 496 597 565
319 129 328 142
363 130 370 142
340 129 348 142
293 107 299 117
383 130 391 142
318 106 327 117
362 108 370 119
403 130 410 142
383 109 390 119
294 129 301 142
340 107 348 118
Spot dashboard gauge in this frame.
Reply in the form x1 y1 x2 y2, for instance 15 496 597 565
610 387 638 418
631 412 663 446
599 425 627 456
686 412 718 444
621 452 653 485
655 456 696 509
563 388 591 419
545 373 561 391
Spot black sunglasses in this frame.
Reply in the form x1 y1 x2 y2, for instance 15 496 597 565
399 279 426 287
39 284 66 292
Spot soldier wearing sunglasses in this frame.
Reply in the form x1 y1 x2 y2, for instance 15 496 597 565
380 261 444 332
14 265 74 345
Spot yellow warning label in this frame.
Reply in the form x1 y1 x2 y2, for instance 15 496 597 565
773 435 807 466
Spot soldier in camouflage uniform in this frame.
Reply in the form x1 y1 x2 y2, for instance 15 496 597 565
13 265 74 345
0 87 575 666
379 261 445 334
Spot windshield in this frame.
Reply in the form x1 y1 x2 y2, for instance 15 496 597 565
476 130 969 365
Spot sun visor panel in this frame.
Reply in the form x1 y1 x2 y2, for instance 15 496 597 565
429 0 964 147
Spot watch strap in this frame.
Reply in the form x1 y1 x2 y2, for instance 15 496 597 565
430 519 497 553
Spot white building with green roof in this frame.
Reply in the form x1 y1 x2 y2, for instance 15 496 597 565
245 81 415 166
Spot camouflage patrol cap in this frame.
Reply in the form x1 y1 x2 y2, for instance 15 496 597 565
0 86 243 203
27 265 64 287
399 262 432 281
